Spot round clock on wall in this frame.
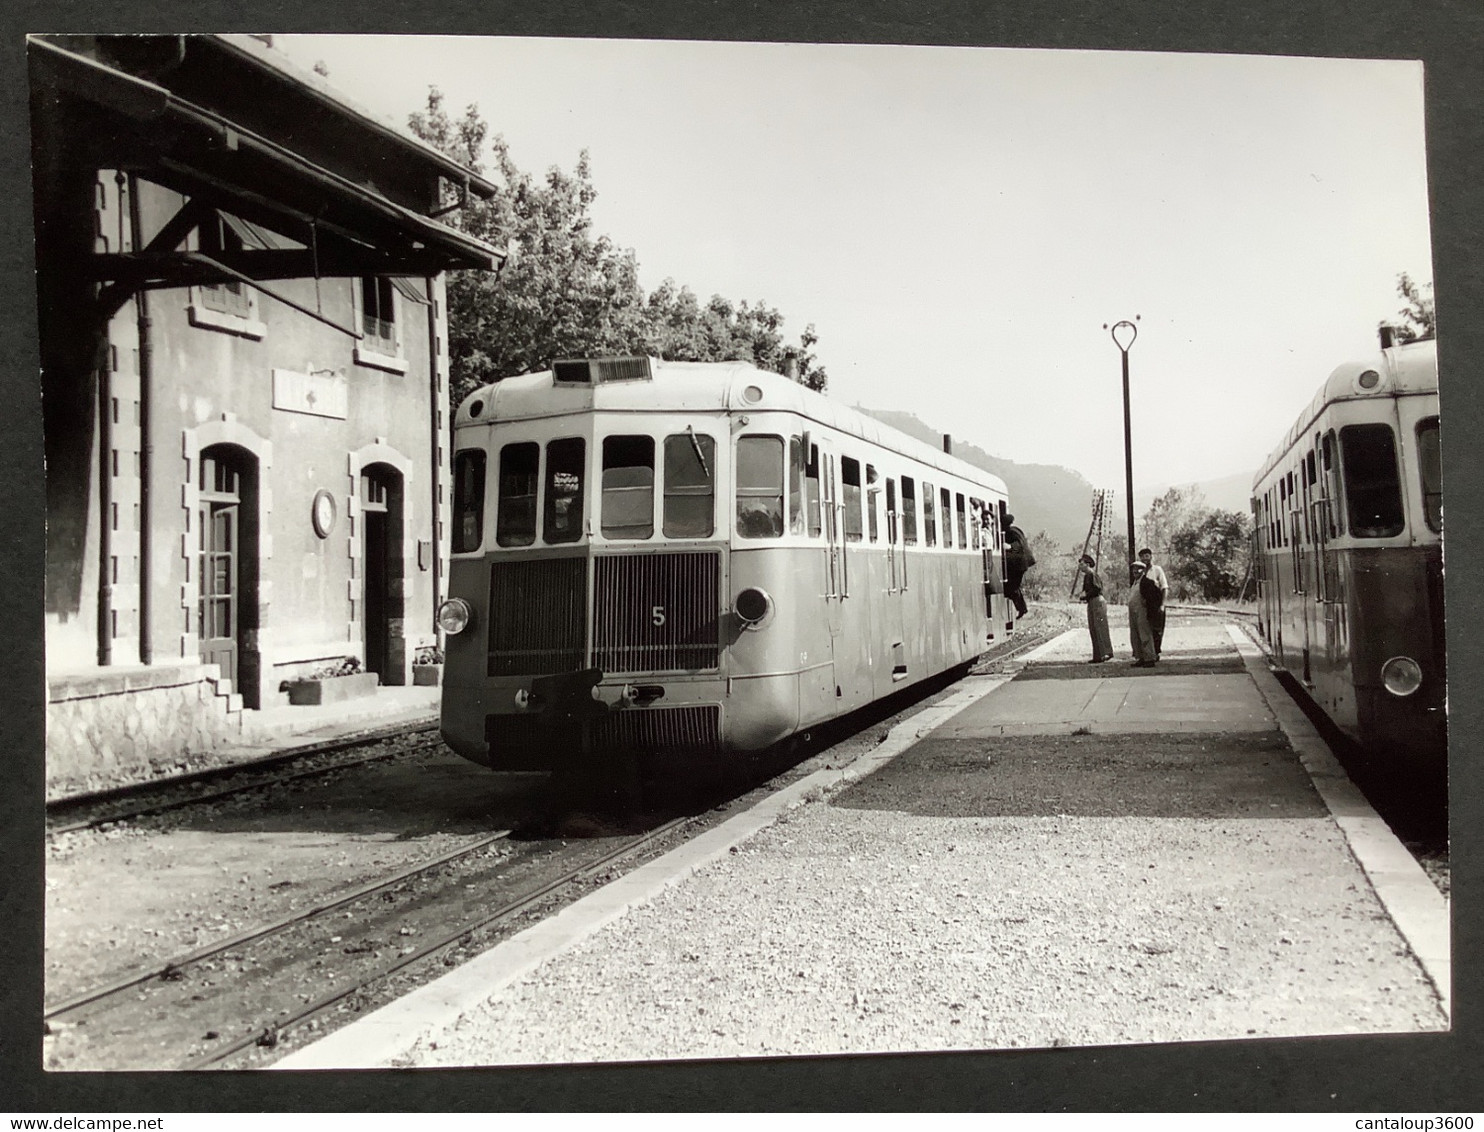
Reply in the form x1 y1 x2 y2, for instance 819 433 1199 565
312 489 337 538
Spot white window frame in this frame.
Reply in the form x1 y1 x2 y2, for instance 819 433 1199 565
352 277 408 375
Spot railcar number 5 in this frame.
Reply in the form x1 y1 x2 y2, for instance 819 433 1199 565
652 605 667 627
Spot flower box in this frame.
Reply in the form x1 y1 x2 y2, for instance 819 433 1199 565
412 664 443 687
285 671 380 706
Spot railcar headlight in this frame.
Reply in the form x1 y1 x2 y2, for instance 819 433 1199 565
437 598 473 636
1381 656 1423 697
734 586 773 627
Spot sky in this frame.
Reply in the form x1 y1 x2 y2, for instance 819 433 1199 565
277 35 1433 494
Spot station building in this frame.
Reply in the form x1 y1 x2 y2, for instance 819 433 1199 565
30 35 504 787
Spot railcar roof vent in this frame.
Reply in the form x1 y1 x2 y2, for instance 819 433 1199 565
552 356 654 385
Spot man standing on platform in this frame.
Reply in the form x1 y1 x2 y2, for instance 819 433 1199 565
1138 547 1169 659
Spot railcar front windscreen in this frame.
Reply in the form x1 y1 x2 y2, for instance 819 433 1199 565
453 449 486 553
663 432 716 537
496 441 538 547
1340 424 1404 538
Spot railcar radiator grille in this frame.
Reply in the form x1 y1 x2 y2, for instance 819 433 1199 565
487 557 587 676
593 551 721 673
592 706 721 754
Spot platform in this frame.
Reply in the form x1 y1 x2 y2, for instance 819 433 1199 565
274 620 1449 1070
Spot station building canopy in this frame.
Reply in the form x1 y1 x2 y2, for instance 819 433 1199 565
30 33 506 297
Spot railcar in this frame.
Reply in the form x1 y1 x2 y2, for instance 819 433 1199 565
437 356 1012 775
1251 335 1444 781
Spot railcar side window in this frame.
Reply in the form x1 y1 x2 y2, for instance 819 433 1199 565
841 457 864 542
866 464 880 543
940 488 954 548
1304 452 1317 543
601 435 655 539
902 477 918 544
543 437 585 544
1278 478 1288 547
663 432 715 538
496 441 539 548
955 493 967 547
1340 424 1404 538
788 438 805 535
737 435 785 539
452 450 486 553
886 479 898 543
1417 417 1442 533
922 481 936 546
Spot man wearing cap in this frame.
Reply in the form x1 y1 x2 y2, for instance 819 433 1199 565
1138 547 1169 658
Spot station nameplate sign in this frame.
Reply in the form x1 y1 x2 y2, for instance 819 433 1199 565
273 368 348 420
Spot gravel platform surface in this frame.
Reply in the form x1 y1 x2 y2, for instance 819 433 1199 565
409 798 1441 1066
386 623 1446 1068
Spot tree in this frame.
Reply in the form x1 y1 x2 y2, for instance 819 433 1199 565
1382 272 1436 344
407 88 827 402
1139 485 1207 564
1168 509 1251 601
1018 531 1064 601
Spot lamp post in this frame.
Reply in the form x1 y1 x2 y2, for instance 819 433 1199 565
1106 318 1140 583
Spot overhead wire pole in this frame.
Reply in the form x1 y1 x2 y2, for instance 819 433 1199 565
1106 317 1140 583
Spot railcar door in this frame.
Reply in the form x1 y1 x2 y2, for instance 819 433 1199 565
1289 502 1311 685
1315 433 1344 681
879 473 907 682
821 448 843 637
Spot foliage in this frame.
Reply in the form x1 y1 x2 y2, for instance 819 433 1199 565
1018 530 1066 601
1167 509 1251 601
1382 273 1436 344
1138 485 1207 564
279 656 362 690
1099 532 1132 603
408 89 828 404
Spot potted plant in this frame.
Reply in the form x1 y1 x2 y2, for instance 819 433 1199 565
281 657 379 705
412 645 443 686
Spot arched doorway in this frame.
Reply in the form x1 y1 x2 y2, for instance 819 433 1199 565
198 444 260 705
361 463 405 684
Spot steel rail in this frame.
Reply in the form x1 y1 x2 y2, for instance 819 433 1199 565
182 815 692 1069
45 829 515 1021
47 727 442 836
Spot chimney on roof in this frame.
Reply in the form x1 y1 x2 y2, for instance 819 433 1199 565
943 434 953 455
1379 325 1396 349
783 351 799 381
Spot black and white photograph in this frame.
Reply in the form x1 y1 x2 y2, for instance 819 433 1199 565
14 16 1479 1112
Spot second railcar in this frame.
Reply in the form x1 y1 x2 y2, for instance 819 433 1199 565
1251 335 1444 778
437 356 1012 773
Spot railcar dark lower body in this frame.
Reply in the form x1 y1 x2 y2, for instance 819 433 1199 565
1255 543 1446 790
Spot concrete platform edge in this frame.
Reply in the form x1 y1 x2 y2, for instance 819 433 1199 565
1223 624 1450 1018
271 655 1026 1070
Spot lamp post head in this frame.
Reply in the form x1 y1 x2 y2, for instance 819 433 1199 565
1108 318 1139 353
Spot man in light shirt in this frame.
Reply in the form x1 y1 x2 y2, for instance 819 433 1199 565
1138 547 1169 658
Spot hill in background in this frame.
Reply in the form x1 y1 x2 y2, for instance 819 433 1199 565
1136 471 1254 518
859 407 1256 552
859 408 1097 550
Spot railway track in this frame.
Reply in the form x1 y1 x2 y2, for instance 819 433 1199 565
46 810 696 1071
44 829 515 1022
47 724 444 836
183 812 690 1069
